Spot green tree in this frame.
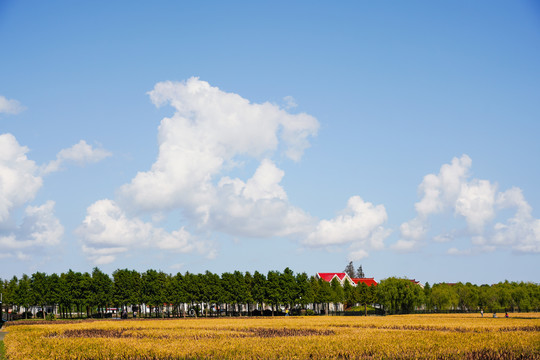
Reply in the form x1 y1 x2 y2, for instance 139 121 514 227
295 272 313 311
317 277 333 315
91 267 112 317
113 269 141 317
244 271 255 316
454 282 478 311
377 277 423 314
356 282 369 315
65 270 85 317
342 277 355 310
16 275 31 319
403 280 424 313
141 269 167 317
46 273 62 318
430 283 455 311
57 273 71 318
309 276 321 314
423 282 432 311
512 282 531 311
367 285 377 314
220 272 235 316
478 284 498 312
170 272 188 317
203 271 222 316
30 272 49 319
5 276 18 320
265 270 282 316
280 268 297 311
330 277 344 312
251 271 266 315
494 281 513 311
80 272 93 317
234 271 252 315
526 282 540 311
184 272 201 317
229 271 247 314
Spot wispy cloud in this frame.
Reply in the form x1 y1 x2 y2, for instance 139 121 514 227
42 140 111 174
0 95 25 115
283 95 298 110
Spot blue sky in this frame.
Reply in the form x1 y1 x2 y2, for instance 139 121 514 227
1 1 539 284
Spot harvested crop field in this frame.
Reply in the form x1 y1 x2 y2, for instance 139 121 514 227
3 314 540 359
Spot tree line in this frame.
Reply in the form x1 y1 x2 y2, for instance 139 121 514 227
1 267 539 320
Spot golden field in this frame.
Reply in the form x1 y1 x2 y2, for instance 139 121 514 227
3 313 540 359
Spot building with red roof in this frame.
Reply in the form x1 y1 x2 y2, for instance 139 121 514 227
316 272 355 286
351 278 378 286
408 279 424 288
316 273 377 287
315 272 383 313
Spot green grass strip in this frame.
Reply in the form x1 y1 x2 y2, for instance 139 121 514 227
0 340 5 360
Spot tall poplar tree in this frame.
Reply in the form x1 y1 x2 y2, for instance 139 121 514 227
344 261 356 278
251 271 266 314
266 270 282 316
357 265 365 278
30 272 48 319
91 267 112 317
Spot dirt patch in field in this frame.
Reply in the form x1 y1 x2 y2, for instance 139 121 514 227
245 327 334 337
333 323 540 333
46 328 150 339
46 326 334 339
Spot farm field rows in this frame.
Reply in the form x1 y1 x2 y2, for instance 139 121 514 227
3 313 540 359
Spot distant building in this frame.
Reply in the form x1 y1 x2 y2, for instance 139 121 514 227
316 273 378 287
351 277 378 286
317 272 355 286
317 273 425 289
408 279 424 289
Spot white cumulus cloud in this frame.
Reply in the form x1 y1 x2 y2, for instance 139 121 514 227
399 217 427 241
0 136 63 256
0 201 64 249
76 199 213 265
492 187 540 253
1 133 109 261
119 77 318 214
213 159 314 238
455 179 497 233
399 155 540 254
0 133 42 222
77 78 395 264
303 196 391 257
414 155 471 217
77 78 320 261
77 78 335 263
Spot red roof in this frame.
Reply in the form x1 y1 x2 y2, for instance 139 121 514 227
317 273 377 287
407 279 424 288
317 272 347 282
351 278 378 286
